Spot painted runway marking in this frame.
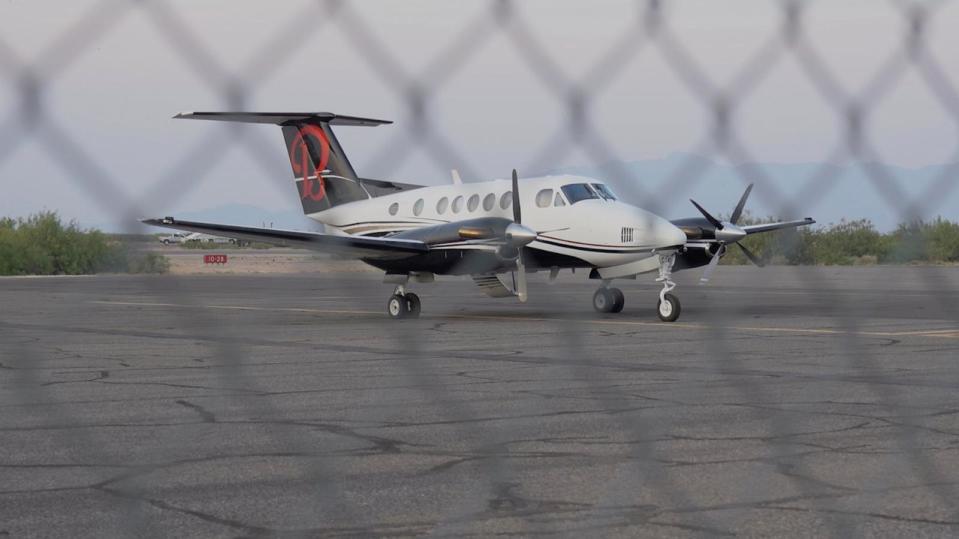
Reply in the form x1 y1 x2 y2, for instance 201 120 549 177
90 300 959 340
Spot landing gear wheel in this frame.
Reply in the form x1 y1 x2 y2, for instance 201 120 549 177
405 293 421 318
657 293 681 322
609 288 625 313
387 294 409 319
593 288 613 313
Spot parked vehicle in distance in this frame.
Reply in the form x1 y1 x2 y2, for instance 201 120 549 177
159 232 190 245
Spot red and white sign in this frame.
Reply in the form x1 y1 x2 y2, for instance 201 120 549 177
203 254 228 265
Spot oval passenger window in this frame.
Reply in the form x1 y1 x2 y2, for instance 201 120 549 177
483 193 495 211
535 189 553 208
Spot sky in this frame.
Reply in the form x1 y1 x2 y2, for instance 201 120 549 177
1 0 958 231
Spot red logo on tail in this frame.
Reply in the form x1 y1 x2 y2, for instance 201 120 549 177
289 125 331 202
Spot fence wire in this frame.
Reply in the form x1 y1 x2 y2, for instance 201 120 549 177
2 0 959 537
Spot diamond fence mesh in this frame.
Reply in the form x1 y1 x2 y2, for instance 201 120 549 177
2 0 959 536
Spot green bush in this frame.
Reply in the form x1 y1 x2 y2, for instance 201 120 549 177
721 216 959 266
0 212 169 275
802 219 890 265
884 218 959 263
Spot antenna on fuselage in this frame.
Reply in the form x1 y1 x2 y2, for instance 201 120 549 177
450 169 463 185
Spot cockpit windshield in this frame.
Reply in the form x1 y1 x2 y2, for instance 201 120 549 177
561 183 600 204
591 183 617 201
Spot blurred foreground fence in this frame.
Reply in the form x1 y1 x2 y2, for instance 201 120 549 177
2 0 959 536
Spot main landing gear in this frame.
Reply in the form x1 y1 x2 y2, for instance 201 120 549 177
593 285 625 313
387 285 421 319
655 252 681 322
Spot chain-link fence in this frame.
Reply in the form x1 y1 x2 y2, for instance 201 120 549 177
2 0 959 536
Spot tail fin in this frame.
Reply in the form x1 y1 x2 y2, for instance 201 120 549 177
175 112 391 214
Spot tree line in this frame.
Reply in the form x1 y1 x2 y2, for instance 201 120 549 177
1 211 957 275
723 217 959 266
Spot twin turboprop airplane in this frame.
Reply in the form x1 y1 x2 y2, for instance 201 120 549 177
144 112 814 321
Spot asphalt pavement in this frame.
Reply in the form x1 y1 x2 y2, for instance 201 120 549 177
1 266 958 537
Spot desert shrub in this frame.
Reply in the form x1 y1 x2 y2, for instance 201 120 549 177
0 212 169 275
717 217 957 266
126 252 171 274
884 218 959 263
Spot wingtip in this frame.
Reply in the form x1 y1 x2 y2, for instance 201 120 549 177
141 216 176 225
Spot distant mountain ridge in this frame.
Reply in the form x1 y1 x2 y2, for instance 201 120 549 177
555 153 959 231
173 204 323 232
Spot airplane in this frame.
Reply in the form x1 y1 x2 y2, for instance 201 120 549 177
143 112 814 321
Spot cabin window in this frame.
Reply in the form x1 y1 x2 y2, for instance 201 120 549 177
554 193 566 207
467 194 480 212
535 189 554 208
413 198 424 216
500 192 512 210
452 195 464 213
388 202 399 216
591 183 618 201
483 193 495 211
561 183 600 204
436 197 449 214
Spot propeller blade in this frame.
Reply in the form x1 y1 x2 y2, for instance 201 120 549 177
738 243 765 267
511 169 521 224
730 183 753 225
699 250 722 284
514 248 528 302
690 199 723 229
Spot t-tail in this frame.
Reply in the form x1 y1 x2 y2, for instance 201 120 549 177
174 112 392 214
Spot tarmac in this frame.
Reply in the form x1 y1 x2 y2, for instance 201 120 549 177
1 265 958 537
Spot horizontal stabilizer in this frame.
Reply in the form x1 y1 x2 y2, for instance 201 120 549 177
174 112 392 127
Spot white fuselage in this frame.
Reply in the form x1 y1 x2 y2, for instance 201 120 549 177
308 175 686 269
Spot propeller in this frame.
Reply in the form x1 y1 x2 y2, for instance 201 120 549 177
691 183 763 284
510 169 530 302
455 170 537 301
737 243 765 268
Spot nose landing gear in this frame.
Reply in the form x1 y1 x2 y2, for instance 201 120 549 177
386 285 421 319
655 252 681 322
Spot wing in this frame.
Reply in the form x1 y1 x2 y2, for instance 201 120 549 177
742 218 815 235
141 217 427 259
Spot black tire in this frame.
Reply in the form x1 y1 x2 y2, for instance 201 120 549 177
593 288 613 313
609 288 625 313
657 293 681 322
405 293 421 318
162 240 170 245
387 294 408 319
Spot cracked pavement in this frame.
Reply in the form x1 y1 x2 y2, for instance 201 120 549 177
1 266 958 537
